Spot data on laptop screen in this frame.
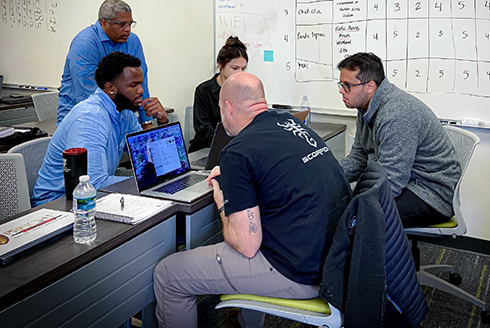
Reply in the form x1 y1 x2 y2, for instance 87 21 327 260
126 122 191 190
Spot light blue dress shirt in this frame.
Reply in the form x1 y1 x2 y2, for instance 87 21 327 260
32 88 142 207
57 20 152 125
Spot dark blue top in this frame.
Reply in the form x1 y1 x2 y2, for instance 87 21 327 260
219 110 352 285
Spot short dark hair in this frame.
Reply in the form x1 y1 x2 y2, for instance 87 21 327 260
95 51 141 89
337 52 385 86
217 36 248 68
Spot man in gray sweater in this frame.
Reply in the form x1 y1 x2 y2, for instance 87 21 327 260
337 52 461 228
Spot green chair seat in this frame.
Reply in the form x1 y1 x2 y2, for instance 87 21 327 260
428 216 458 229
220 294 331 314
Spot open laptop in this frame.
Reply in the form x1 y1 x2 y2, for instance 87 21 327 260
190 122 234 170
126 122 212 202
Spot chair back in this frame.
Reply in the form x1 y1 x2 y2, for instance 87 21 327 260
184 105 195 149
292 109 310 123
0 153 31 220
8 137 51 199
32 91 58 121
405 125 480 237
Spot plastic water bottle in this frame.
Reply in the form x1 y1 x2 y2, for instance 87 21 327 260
73 175 97 244
300 95 311 127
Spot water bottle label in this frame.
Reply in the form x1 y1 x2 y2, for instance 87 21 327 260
74 196 96 210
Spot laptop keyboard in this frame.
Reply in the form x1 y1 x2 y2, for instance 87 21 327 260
191 157 208 167
156 174 207 194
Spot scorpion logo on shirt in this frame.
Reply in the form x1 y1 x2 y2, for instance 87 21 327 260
277 119 317 148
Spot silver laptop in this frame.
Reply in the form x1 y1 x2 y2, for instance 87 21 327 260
190 122 234 170
126 122 212 202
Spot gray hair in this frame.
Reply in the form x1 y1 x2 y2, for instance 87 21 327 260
98 0 131 21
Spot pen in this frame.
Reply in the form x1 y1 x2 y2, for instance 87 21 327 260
120 197 124 210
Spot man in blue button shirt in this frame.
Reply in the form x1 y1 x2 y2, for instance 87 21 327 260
32 52 168 207
57 0 167 128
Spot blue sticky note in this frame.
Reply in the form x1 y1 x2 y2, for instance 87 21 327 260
264 50 273 62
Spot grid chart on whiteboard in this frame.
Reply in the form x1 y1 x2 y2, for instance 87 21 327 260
295 0 490 98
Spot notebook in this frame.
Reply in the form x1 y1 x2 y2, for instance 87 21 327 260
190 122 234 170
0 209 74 265
125 122 212 202
95 193 173 225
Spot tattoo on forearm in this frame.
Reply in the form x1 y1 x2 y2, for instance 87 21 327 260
247 209 258 233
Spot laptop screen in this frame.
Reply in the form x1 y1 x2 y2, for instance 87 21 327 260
126 122 191 190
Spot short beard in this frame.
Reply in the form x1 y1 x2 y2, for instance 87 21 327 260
114 93 140 112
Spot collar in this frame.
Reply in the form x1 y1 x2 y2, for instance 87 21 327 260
211 73 221 94
362 78 391 124
95 20 114 45
94 88 120 121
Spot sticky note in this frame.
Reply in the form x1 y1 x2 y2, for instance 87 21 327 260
264 50 273 62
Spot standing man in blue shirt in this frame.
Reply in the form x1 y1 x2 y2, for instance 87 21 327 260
32 52 168 207
57 0 167 128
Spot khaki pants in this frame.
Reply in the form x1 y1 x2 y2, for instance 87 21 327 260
153 241 319 328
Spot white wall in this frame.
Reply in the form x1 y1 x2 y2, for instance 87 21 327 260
131 0 216 127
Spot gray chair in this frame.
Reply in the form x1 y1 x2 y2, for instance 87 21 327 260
405 125 489 322
184 105 195 150
32 91 59 121
0 153 31 220
8 137 51 199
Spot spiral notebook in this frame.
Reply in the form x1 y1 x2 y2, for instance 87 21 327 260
95 193 173 225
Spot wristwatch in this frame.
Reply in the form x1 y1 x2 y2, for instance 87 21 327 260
218 205 225 216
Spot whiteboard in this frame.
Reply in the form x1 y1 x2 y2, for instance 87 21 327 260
0 0 98 88
215 0 490 121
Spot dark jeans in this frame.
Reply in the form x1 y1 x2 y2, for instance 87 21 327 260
395 189 451 228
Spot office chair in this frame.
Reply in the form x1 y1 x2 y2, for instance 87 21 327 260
216 163 427 328
0 153 31 220
292 109 310 123
32 91 58 121
184 105 195 150
404 125 490 323
8 137 51 199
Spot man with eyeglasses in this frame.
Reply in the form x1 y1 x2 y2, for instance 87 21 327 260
337 52 461 228
57 0 168 128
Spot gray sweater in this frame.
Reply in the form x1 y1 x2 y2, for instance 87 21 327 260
340 78 461 217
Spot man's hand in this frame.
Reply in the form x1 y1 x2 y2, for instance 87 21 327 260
205 166 221 185
209 177 225 211
140 97 168 125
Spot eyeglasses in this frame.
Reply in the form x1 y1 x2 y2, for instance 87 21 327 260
104 19 137 28
337 81 369 93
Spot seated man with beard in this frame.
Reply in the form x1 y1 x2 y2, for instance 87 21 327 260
31 52 167 207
